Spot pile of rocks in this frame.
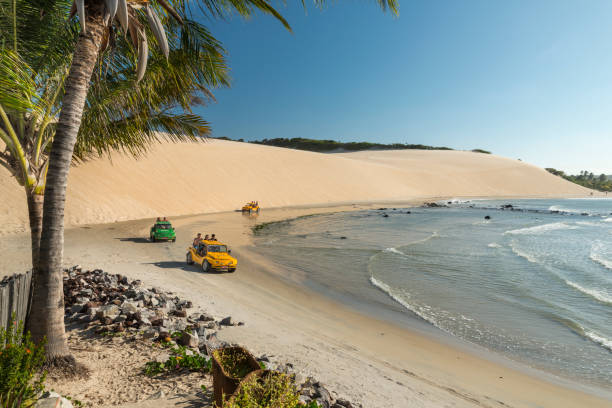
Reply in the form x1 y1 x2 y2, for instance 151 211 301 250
257 358 360 408
63 266 239 351
297 378 356 408
62 266 359 408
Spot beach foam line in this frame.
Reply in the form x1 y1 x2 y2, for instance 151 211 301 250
590 241 612 271
548 205 584 214
487 243 502 248
383 247 406 256
603 218 612 223
565 280 612 305
504 222 578 235
545 313 612 352
585 330 612 352
509 242 540 264
369 275 444 331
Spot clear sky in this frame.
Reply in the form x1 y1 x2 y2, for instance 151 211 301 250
199 0 612 175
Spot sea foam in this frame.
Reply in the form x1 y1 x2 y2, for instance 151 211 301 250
504 222 578 235
383 247 405 256
585 331 612 352
565 280 612 305
369 276 443 331
590 241 612 271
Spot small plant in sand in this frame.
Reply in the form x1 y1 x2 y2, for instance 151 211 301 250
213 348 255 379
0 319 46 407
144 346 211 376
223 371 319 408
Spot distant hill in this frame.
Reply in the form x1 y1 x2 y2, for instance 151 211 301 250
214 137 492 154
546 168 612 192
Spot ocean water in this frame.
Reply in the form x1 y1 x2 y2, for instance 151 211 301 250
253 199 612 387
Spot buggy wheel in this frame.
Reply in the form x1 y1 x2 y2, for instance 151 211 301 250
151 235 156 242
229 268 236 273
202 260 210 273
186 252 194 265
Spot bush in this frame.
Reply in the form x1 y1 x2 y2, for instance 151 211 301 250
223 371 301 408
144 346 211 376
213 348 255 379
0 320 46 408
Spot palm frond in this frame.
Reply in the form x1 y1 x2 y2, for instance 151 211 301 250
0 48 40 113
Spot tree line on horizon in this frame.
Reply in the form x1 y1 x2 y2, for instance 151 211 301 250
214 136 493 154
546 168 612 192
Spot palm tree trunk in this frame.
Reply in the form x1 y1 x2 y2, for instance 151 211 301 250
28 2 105 362
26 190 44 269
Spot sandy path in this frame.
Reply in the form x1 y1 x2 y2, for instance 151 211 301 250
2 205 610 408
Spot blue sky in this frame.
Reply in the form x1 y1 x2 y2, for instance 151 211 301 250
199 0 612 174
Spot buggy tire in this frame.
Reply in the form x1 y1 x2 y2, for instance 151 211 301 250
229 268 236 273
202 260 210 273
151 236 156 242
186 252 194 265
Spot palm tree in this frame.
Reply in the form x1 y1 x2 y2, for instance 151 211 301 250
33 0 399 369
1 0 230 365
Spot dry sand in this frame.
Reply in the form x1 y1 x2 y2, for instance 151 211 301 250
0 139 594 235
1 141 607 407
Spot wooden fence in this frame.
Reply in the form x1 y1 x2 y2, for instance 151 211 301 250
0 271 32 334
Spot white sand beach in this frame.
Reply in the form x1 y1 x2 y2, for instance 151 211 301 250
0 140 607 407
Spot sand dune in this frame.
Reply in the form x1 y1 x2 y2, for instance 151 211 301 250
0 138 591 233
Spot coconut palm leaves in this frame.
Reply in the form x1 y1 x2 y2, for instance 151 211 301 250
69 0 183 82
75 17 229 159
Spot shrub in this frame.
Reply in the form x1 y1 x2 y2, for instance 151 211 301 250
0 320 46 408
223 371 300 408
144 346 211 376
213 348 254 379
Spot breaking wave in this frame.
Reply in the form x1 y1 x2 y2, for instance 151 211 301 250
565 280 612 305
504 222 578 235
585 331 612 352
383 247 405 256
590 241 612 271
369 276 444 331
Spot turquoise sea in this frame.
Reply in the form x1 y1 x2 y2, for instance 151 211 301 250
253 199 612 387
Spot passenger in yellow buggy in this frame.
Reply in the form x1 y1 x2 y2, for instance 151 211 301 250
192 233 202 248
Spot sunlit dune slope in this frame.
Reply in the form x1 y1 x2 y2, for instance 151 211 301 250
0 138 592 233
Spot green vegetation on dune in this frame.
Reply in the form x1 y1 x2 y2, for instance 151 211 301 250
546 169 612 192
250 138 454 152
215 137 492 154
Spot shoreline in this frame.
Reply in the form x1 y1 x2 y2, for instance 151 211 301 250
2 201 611 407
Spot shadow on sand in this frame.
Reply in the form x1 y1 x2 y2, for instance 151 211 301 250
116 237 151 244
144 261 192 271
144 261 230 275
